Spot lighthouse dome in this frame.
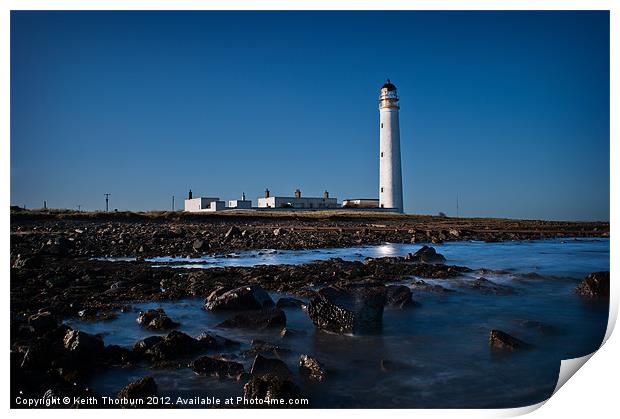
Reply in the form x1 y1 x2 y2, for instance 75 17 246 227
381 79 397 91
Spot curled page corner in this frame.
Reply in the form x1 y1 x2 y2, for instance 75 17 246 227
552 352 596 396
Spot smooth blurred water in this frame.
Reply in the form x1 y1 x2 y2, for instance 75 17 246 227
73 238 609 408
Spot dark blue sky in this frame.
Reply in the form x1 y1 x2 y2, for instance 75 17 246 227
11 11 609 220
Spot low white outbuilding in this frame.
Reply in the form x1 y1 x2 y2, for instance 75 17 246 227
184 197 225 212
257 189 338 209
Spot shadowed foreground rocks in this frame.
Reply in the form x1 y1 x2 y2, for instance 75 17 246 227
576 271 610 298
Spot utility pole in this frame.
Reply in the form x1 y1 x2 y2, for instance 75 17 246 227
456 193 460 218
77 205 81 212
172 195 175 212
104 193 110 212
43 201 47 210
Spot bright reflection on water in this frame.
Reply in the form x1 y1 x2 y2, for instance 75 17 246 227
76 238 609 408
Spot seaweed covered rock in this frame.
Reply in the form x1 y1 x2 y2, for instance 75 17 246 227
63 329 104 359
576 271 610 298
250 354 292 379
204 285 274 311
385 285 416 309
307 284 386 335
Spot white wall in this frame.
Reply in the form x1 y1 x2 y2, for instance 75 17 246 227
379 103 404 212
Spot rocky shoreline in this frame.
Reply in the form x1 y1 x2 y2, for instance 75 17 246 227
10 212 610 408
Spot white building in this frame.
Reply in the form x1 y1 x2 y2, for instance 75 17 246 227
184 190 225 212
342 198 379 208
379 79 404 213
257 189 338 209
229 193 252 209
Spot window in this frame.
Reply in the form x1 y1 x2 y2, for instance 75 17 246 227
381 204 384 208
381 122 383 128
381 187 384 193
381 152 383 158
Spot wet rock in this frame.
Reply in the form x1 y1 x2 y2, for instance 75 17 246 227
273 228 284 236
27 311 57 334
217 308 286 329
385 285 416 309
104 344 137 365
143 331 205 361
276 297 305 309
465 277 515 295
204 285 274 311
250 354 293 379
299 354 325 382
410 279 453 293
197 331 240 348
63 329 104 358
136 308 179 330
243 374 301 402
307 285 386 334
489 330 530 351
191 355 244 378
241 340 292 358
576 271 610 298
133 335 165 355
117 376 158 400
407 246 446 264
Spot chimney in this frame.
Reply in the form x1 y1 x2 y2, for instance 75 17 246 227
294 189 301 199
188 189 193 199
265 188 270 198
242 192 246 201
323 190 329 199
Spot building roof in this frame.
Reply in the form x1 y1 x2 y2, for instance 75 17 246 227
381 79 397 91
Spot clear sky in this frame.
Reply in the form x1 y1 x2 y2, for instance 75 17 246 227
10 11 609 220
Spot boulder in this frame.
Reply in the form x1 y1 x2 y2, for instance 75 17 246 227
63 329 104 358
299 354 326 382
243 374 301 402
241 340 291 358
143 331 204 361
117 376 158 400
307 285 386 334
133 336 164 355
192 239 207 252
217 308 286 329
250 354 293 379
204 285 274 311
489 330 530 351
136 308 179 330
191 355 244 378
385 285 416 309
280 328 306 340
406 246 446 264
576 271 610 298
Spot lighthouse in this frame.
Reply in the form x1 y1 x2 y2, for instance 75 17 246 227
379 79 404 213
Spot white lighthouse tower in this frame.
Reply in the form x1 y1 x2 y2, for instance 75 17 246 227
379 79 404 213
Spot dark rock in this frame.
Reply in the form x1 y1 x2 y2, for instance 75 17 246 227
411 279 453 293
136 308 179 330
466 277 515 295
307 285 386 334
276 297 305 309
250 354 293 379
143 331 204 361
104 345 137 365
224 226 242 239
217 308 286 329
299 354 326 382
133 336 164 354
243 374 301 402
204 285 274 311
385 285 416 308
576 271 610 298
489 330 530 351
241 340 291 358
117 376 158 400
63 329 104 358
27 311 57 333
191 355 244 378
192 239 207 252
407 246 446 264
